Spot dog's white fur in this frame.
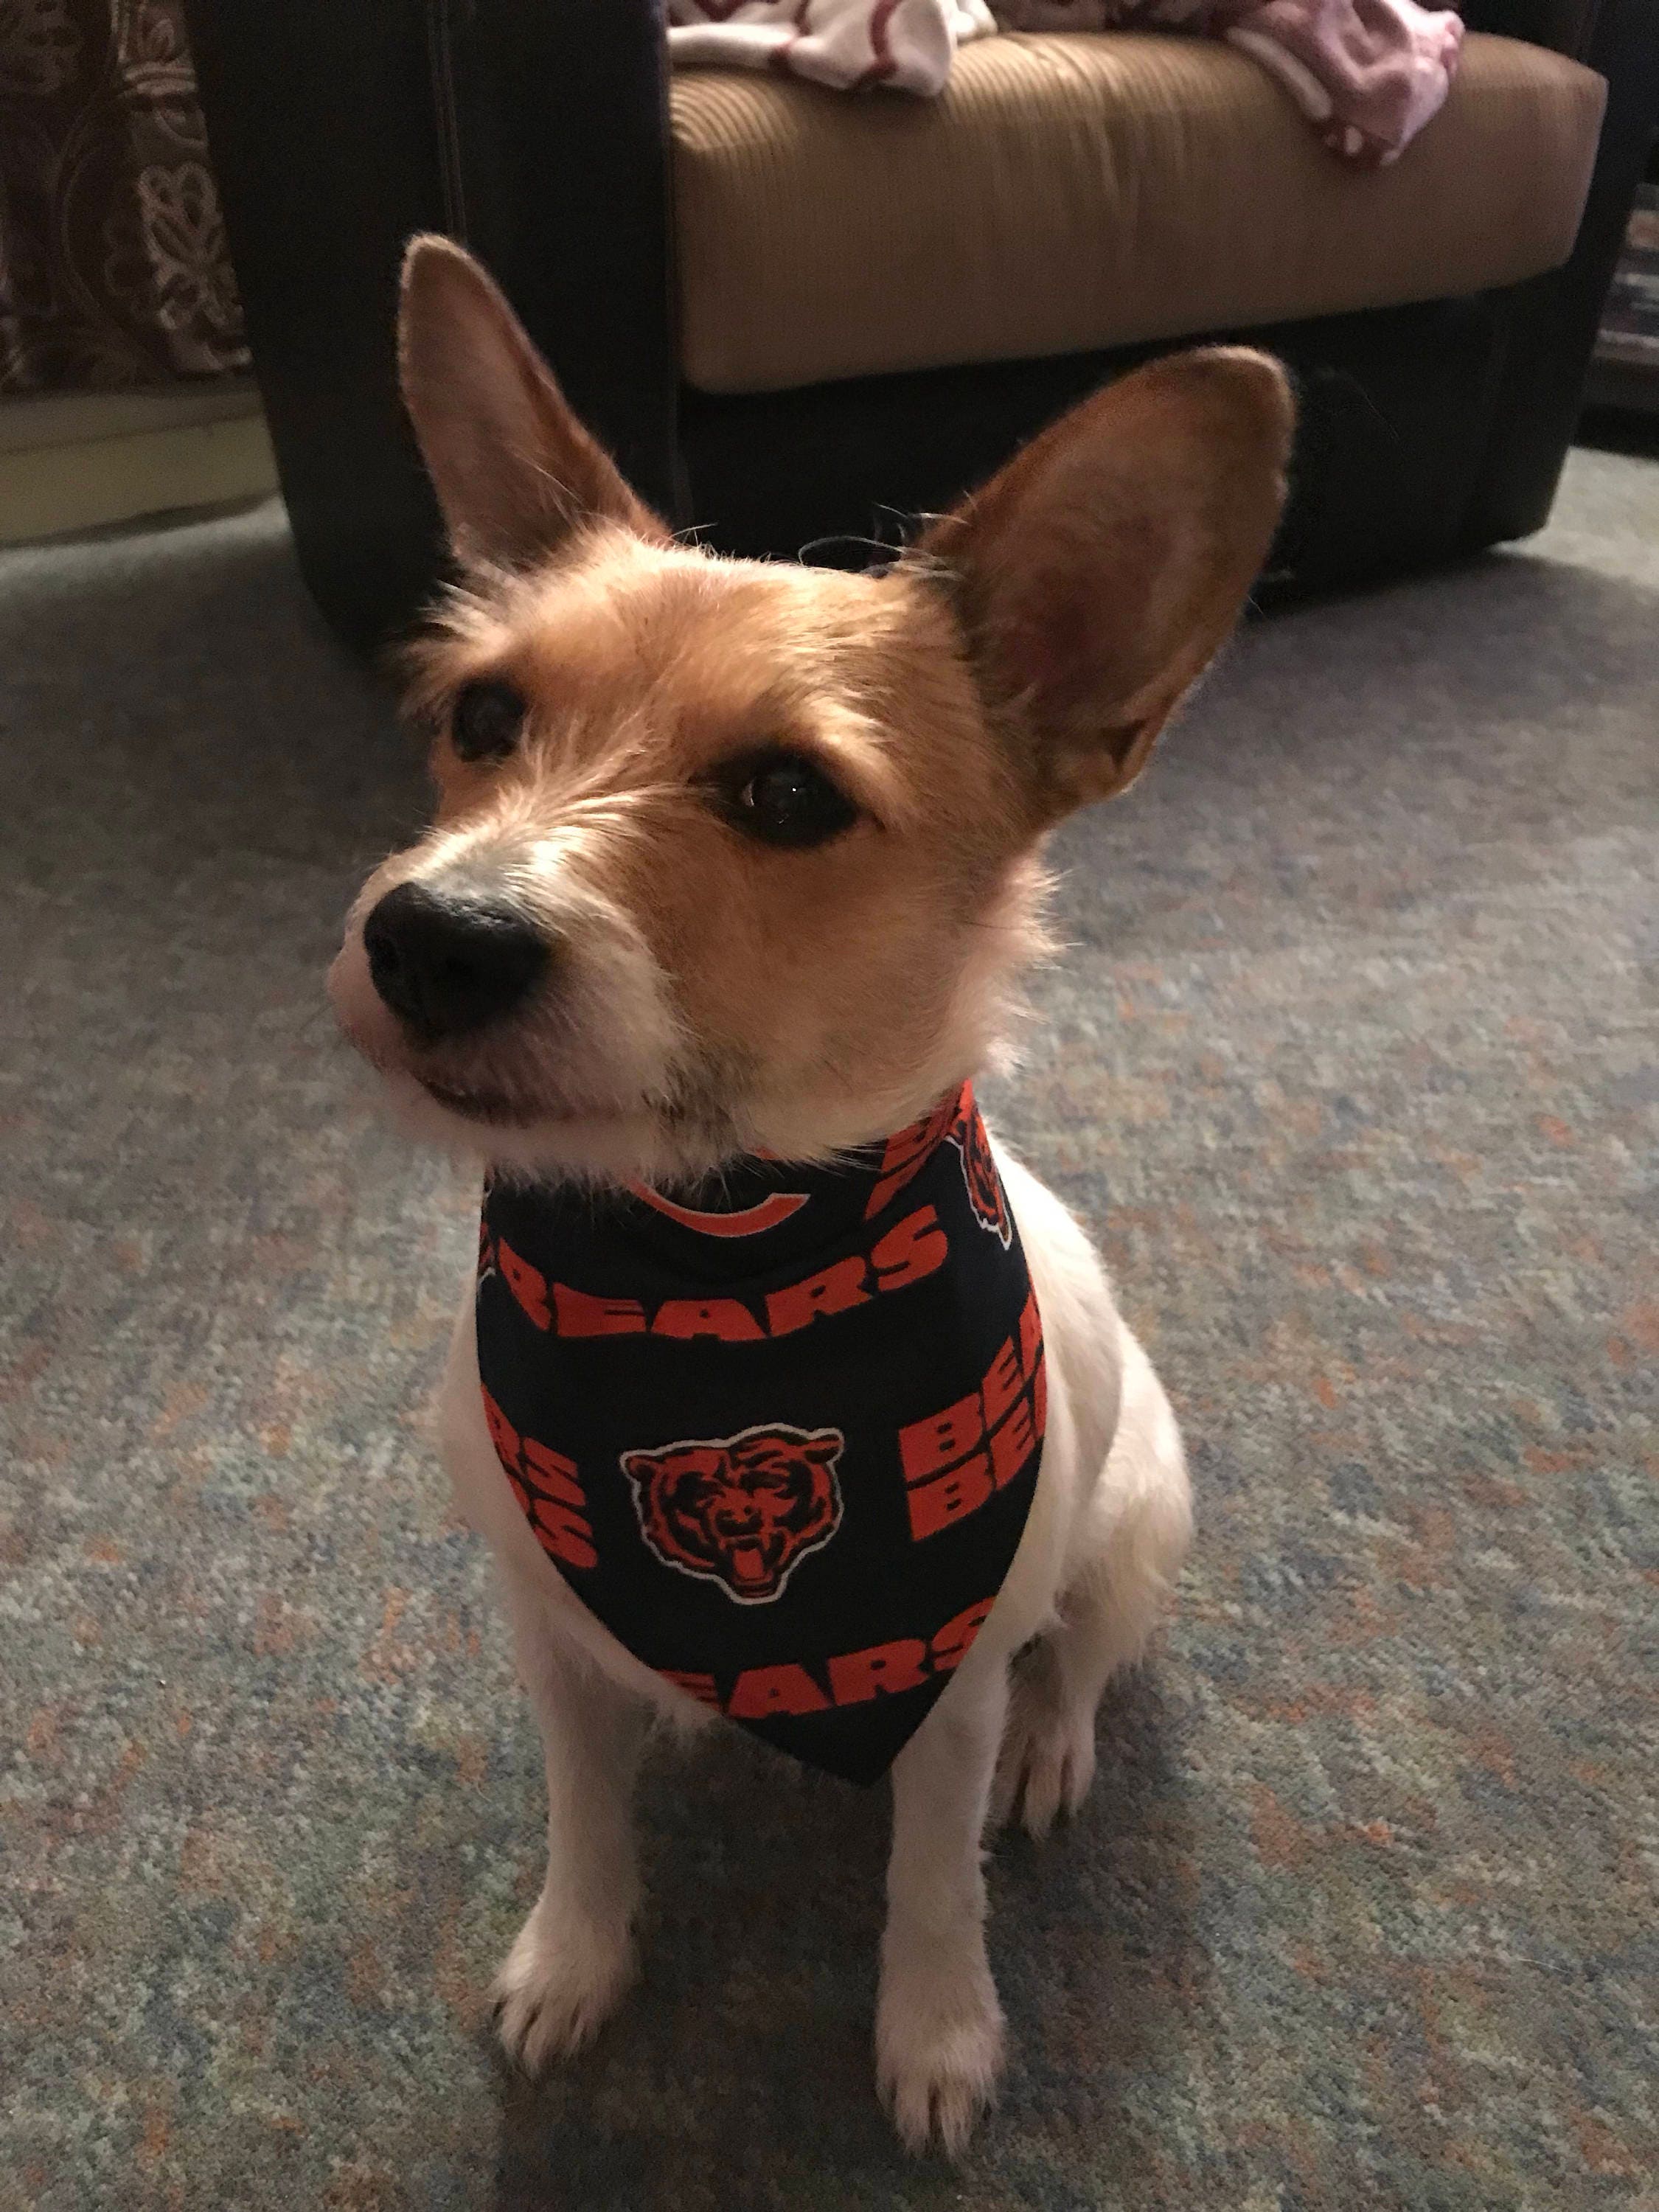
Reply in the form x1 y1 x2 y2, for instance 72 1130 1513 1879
434 1142 1190 2151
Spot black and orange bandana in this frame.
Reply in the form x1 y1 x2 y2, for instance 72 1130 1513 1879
475 1082 1045 1784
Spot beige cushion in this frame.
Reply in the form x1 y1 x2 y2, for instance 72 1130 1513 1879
669 32 1606 394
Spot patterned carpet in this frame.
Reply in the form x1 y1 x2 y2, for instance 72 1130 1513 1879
3 448 1655 2212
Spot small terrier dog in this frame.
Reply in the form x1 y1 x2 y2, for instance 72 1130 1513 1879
330 236 1291 2153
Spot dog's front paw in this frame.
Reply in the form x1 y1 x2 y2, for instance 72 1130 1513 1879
875 1952 1006 2157
491 1899 636 2073
990 1676 1096 1840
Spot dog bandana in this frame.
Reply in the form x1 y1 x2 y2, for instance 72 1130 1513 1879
476 1082 1045 1783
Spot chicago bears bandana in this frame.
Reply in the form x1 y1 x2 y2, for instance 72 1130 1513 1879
476 1082 1045 1784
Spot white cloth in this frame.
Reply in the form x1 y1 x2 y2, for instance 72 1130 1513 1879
667 0 997 100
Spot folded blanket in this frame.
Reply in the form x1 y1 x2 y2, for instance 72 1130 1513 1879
666 0 1464 165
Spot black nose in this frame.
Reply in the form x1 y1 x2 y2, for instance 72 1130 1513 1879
362 881 547 1040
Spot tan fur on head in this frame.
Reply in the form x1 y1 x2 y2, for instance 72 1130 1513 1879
329 237 1292 1184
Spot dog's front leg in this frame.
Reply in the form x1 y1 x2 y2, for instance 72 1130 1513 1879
876 1660 1009 2154
490 1562 650 2071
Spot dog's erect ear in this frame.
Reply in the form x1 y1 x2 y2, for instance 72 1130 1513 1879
918 348 1293 813
397 234 664 567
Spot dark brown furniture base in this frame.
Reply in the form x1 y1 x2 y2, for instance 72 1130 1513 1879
185 0 1659 652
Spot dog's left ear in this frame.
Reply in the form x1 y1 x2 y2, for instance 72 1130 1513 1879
398 234 666 567
919 348 1293 815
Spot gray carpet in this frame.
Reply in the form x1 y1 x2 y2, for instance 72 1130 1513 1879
2 450 1655 2212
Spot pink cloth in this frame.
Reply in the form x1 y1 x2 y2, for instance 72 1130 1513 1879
996 0 1464 164
667 0 1464 165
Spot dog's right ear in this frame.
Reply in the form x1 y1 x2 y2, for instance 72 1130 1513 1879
397 234 665 568
917 348 1293 819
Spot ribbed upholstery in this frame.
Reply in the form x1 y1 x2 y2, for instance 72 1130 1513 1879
670 32 1607 393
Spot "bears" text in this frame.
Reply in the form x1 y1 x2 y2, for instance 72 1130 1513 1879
897 1288 1046 1540
482 1388 599 1572
657 1593 997 1720
483 1203 950 1344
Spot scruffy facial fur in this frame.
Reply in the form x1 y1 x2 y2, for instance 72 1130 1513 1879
330 237 1293 1185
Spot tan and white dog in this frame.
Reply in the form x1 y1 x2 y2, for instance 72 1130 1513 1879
330 237 1291 2154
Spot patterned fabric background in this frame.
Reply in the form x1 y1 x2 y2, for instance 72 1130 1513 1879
1 448 1655 2209
0 0 246 392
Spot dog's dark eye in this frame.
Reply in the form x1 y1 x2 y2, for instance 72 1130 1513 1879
451 678 526 762
722 751 859 849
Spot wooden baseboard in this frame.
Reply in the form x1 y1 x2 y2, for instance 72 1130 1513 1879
0 379 279 545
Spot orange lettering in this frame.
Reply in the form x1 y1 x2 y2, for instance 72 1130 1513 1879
651 1298 765 1343
981 1337 1023 1427
869 1204 949 1291
497 1238 552 1329
898 1394 984 1483
481 1386 520 1468
906 1455 993 1540
765 1257 871 1337
990 1394 1037 1489
1033 1354 1047 1439
659 1669 721 1709
828 1638 930 1705
531 1497 598 1571
523 1436 585 1511
1018 1288 1043 1377
727 1663 830 1719
862 1096 958 1220
931 1596 996 1672
553 1282 648 1337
